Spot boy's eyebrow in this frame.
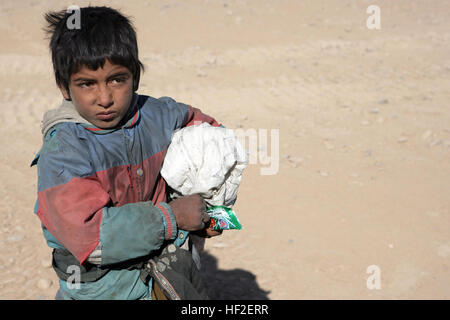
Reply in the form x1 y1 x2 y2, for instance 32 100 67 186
72 71 131 83
107 71 131 79
72 77 96 83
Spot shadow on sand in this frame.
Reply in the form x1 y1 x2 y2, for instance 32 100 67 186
199 251 270 300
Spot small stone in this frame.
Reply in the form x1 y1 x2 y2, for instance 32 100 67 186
288 156 303 168
319 171 328 177
378 98 389 104
429 139 442 147
7 234 24 242
388 244 394 249
213 242 228 248
37 278 52 290
397 137 408 143
437 244 450 258
421 130 432 141
196 69 207 77
370 108 379 114
206 56 217 65
41 259 52 268
324 141 335 150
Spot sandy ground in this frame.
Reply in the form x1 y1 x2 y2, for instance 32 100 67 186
0 0 449 300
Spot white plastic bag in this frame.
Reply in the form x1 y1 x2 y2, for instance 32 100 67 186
161 123 248 207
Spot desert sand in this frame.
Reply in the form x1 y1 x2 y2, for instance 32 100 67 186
0 0 449 300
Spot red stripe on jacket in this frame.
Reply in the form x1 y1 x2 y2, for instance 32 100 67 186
37 176 109 264
185 105 221 128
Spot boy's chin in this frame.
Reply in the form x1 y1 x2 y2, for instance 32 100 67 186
91 118 123 130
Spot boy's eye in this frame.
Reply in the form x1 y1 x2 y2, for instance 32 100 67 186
110 77 126 85
79 82 94 88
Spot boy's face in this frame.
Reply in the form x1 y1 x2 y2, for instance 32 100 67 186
61 59 134 129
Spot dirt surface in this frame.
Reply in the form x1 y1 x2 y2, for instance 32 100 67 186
0 0 449 300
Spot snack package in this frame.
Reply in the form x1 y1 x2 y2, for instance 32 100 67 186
207 205 242 231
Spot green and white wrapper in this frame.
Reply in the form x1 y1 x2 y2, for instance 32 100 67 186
207 205 242 231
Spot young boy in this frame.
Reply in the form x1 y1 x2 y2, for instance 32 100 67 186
32 6 222 300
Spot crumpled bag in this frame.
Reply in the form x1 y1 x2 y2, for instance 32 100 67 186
161 123 248 207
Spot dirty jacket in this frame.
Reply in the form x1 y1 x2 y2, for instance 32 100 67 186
31 94 220 299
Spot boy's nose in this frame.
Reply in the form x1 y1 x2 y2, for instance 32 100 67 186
97 85 113 108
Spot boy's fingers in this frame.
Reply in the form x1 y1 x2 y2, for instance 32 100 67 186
194 228 222 238
206 229 222 237
201 210 210 223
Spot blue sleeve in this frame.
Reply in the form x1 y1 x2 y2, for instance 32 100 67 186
99 201 178 266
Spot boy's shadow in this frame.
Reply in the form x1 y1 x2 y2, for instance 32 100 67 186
199 251 270 300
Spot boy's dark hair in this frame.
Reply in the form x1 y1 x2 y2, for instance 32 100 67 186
44 6 144 94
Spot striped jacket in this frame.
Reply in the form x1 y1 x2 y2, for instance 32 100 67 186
32 95 220 298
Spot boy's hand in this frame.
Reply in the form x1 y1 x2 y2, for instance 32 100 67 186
193 228 223 238
168 194 210 231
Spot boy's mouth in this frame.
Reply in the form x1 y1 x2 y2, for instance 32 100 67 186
96 111 117 121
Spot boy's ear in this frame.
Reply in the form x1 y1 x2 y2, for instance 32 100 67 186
59 85 71 101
